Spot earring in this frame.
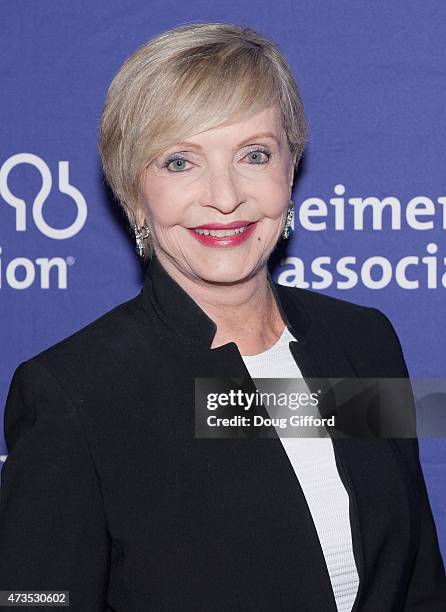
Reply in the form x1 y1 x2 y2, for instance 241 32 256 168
134 223 150 260
282 200 294 240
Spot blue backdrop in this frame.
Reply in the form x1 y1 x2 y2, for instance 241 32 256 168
1 1 445 563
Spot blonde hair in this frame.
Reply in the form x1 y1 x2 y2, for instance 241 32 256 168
99 22 308 258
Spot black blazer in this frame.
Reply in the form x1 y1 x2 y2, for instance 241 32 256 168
0 253 445 611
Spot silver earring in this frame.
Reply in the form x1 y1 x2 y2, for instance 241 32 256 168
282 200 294 240
134 223 150 260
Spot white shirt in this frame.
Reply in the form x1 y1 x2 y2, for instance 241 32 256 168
241 326 360 612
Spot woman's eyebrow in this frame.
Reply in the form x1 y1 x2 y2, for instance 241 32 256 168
237 132 279 147
172 132 279 151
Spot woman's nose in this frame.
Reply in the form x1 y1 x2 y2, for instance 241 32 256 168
204 168 243 214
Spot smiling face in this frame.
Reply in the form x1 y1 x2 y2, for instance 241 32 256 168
138 106 296 285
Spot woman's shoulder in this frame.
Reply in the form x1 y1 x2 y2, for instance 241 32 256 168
3 292 153 452
276 280 371 312
21 290 152 385
275 281 394 334
274 282 408 377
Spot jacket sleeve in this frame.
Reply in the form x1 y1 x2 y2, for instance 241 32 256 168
0 359 111 611
370 308 446 609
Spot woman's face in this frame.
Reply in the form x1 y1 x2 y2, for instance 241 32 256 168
139 105 296 285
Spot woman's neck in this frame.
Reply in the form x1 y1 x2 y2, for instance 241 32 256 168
204 277 286 354
155 253 286 355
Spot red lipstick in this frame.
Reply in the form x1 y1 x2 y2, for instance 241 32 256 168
187 221 257 248
193 221 252 230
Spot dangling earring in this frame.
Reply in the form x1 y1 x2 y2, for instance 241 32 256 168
282 200 294 239
134 223 150 260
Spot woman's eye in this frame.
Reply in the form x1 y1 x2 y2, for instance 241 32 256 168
162 149 271 171
244 149 271 164
164 156 191 172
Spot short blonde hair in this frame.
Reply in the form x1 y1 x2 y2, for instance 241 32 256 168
99 22 308 256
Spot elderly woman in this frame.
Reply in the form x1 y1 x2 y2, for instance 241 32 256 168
0 22 445 612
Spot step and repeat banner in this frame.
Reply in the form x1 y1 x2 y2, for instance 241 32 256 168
1 2 445 560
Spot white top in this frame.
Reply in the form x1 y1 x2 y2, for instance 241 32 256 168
241 326 360 612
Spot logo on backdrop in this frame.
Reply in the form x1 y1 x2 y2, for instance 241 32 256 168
278 184 446 290
0 153 87 289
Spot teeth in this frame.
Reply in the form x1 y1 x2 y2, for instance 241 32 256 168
194 226 249 237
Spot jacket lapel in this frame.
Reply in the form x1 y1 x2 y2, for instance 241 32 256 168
270 280 366 611
193 341 339 610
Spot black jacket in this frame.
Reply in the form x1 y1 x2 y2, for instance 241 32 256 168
0 253 445 611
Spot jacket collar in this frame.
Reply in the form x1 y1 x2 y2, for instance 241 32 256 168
141 251 312 349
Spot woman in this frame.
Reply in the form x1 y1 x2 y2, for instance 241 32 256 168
0 22 445 612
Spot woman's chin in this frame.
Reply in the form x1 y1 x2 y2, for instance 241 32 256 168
191 260 256 286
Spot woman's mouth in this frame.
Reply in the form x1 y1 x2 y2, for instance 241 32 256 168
187 221 257 247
